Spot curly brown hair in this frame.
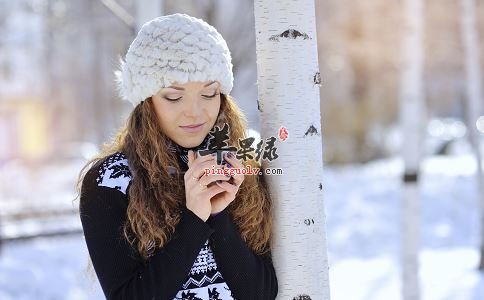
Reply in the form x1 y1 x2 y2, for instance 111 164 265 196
75 93 274 262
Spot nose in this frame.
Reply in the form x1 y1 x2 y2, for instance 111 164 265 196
184 97 203 117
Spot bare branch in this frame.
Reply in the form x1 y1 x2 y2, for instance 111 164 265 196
99 0 135 30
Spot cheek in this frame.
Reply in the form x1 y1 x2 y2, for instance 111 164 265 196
152 100 178 131
154 100 177 120
208 99 221 119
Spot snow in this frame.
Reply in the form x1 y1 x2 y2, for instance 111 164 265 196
326 154 484 300
0 154 483 299
0 235 104 300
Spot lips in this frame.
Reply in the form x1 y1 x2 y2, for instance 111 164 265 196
179 123 205 133
180 123 204 128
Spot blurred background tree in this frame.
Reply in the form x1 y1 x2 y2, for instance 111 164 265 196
1 0 483 165
1 1 484 300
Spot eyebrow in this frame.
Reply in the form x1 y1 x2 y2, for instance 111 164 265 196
166 81 217 91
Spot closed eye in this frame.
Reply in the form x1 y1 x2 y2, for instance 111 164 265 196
163 92 219 102
202 92 219 99
164 96 182 102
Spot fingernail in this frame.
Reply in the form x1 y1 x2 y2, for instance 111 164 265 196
226 152 233 158
222 166 231 176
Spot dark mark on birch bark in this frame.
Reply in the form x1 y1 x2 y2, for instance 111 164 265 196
269 29 311 41
304 125 320 137
313 72 322 86
304 219 315 226
403 172 418 183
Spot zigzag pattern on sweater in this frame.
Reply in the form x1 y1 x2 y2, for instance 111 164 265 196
173 239 235 299
181 271 225 290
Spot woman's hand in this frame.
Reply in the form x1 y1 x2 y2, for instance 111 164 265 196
210 152 245 215
184 150 231 222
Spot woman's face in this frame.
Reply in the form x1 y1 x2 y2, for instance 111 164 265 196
152 80 221 148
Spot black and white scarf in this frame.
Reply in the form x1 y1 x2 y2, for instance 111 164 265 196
167 135 211 173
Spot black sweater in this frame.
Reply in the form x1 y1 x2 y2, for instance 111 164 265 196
79 151 278 300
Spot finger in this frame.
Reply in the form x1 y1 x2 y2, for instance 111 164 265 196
198 162 230 184
185 150 195 177
184 171 200 187
192 157 220 179
228 172 244 188
223 154 245 185
224 152 243 168
191 151 216 167
187 160 225 187
186 152 215 180
215 180 238 194
188 150 194 166
199 172 231 186
202 184 226 198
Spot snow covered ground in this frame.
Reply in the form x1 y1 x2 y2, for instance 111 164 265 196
0 154 483 299
325 155 484 300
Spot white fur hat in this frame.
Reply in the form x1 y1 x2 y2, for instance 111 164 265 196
115 13 234 107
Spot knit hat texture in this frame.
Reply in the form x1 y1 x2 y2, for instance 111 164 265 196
115 13 234 107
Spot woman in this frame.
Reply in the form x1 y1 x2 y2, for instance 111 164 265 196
76 13 278 300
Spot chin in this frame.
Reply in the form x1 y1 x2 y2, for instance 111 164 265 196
177 134 206 148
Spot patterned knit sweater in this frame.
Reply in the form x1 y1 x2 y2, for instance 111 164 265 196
78 139 278 300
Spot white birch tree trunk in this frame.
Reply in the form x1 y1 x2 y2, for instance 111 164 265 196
136 0 163 31
459 0 484 271
254 1 330 299
80 0 99 144
399 0 424 299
